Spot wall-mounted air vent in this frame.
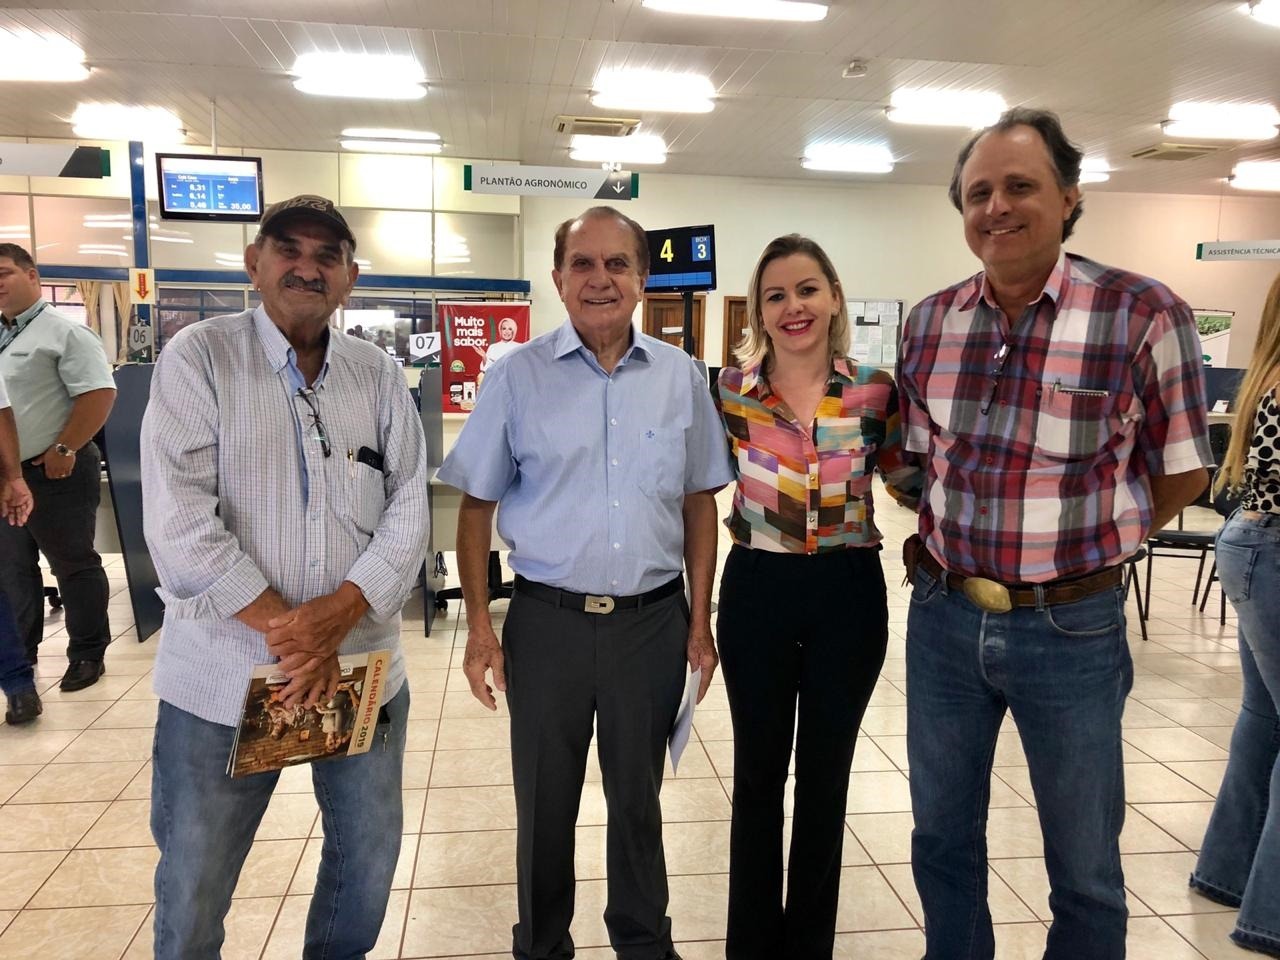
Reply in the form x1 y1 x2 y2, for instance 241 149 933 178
1130 142 1224 161
553 115 640 137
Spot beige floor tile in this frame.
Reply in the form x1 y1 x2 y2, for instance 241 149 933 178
435 716 511 750
1124 699 1181 728
700 739 733 778
414 829 517 887
440 688 508 718
880 861 1037 925
402 883 517 957
29 845 158 907
1172 675 1243 699
118 762 152 800
90 698 161 728
852 738 898 772
848 811 914 865
990 857 1053 921
1121 851 1232 916
53 727 153 764
405 718 439 751
76 798 153 848
1142 697 1240 726
0 801 108 852
0 903 148 960
0 851 68 910
23 699 110 731
668 817 732 874
122 898 283 960
691 709 733 741
423 784 517 832
1188 725 1234 749
10 760 144 805
846 770 912 815
859 705 908 736
38 674 142 703
0 728 80 765
1123 728 1229 763
427 746 513 788
1125 761 1215 803
659 777 731 821
986 807 1052 858
834 865 916 932
833 927 927 957
0 765 41 804
1126 915 1214 960
1122 808 1188 854
992 922 1052 960
404 687 445 718
401 750 434 790
118 676 160 702
1163 911 1244 960
230 838 307 899
1132 801 1214 851
1165 759 1228 795
256 791 321 840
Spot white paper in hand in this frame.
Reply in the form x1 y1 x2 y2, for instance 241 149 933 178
668 667 701 774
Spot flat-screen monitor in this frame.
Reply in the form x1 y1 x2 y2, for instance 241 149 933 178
156 153 264 222
645 224 716 292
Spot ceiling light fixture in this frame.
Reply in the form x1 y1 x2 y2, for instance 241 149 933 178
642 0 827 21
1244 1 1280 27
886 88 1006 128
1230 160 1280 191
340 139 442 155
71 103 184 142
340 127 440 141
1079 158 1112 184
801 142 894 173
0 30 88 82
569 133 667 165
1161 101 1279 140
293 52 427 100
591 68 715 113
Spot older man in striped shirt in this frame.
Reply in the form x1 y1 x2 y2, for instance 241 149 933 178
898 109 1211 960
141 195 429 960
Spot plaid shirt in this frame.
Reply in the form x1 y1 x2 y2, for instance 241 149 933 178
715 358 922 554
899 252 1211 583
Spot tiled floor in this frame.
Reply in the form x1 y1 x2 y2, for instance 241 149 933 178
0 483 1252 959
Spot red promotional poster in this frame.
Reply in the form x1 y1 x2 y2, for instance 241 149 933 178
438 301 531 413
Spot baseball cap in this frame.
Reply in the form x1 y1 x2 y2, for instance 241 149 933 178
257 195 356 251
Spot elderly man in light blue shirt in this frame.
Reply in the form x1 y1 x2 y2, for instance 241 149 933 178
438 205 733 960
141 195 429 960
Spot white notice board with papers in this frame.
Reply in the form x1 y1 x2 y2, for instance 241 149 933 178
848 298 905 367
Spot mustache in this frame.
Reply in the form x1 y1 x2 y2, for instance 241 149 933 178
282 274 327 294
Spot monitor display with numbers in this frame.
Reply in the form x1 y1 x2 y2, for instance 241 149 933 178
156 153 264 223
645 224 716 292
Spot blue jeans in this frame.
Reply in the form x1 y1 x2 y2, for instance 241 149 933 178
907 567 1132 959
1191 512 1280 957
150 685 409 960
0 581 35 697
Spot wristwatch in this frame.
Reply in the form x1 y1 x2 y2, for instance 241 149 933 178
53 443 75 458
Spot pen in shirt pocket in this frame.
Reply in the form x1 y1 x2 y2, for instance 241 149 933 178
1052 378 1110 398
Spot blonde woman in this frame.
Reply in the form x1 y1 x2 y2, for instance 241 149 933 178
713 235 921 959
1190 271 1280 959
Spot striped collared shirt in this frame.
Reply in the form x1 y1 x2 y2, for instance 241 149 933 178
716 358 922 554
141 308 429 726
898 252 1211 583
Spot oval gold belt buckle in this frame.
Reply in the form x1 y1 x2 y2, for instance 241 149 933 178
962 577 1013 614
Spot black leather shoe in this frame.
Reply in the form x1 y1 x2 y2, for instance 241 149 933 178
60 660 105 692
5 689 42 725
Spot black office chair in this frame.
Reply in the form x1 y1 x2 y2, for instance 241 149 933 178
44 586 62 610
1124 546 1149 642
432 550 513 611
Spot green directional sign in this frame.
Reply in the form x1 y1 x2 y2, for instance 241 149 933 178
465 163 638 200
0 143 110 178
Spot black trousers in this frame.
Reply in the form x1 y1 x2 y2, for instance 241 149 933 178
502 583 688 960
717 544 889 960
0 442 112 663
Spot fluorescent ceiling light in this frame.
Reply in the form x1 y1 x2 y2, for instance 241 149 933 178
1079 158 1111 184
591 69 715 113
802 143 894 173
1231 160 1280 191
340 139 442 155
340 127 440 141
1162 101 1279 140
642 0 827 21
71 103 184 142
887 88 1006 128
293 52 427 100
1244 1 1280 27
0 30 88 82
569 133 667 164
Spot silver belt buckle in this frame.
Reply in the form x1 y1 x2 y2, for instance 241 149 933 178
962 577 1013 614
585 594 616 614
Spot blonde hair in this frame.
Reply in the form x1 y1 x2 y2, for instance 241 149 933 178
734 234 850 371
1216 270 1280 493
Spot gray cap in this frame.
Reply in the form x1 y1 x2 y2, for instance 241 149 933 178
258 194 356 251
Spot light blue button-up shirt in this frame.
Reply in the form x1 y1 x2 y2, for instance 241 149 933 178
438 319 733 596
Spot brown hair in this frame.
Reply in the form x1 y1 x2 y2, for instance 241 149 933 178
0 243 37 272
735 234 849 371
552 206 649 275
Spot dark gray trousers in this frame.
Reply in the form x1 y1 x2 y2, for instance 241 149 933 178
502 585 688 960
0 442 111 663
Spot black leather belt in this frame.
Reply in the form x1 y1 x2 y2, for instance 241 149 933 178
905 534 1123 613
513 574 683 615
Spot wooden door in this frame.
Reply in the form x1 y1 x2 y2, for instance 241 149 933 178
643 294 705 355
722 296 748 366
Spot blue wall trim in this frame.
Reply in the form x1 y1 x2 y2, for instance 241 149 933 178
40 265 130 281
145 269 530 293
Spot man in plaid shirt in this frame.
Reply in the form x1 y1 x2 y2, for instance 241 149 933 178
898 107 1211 959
